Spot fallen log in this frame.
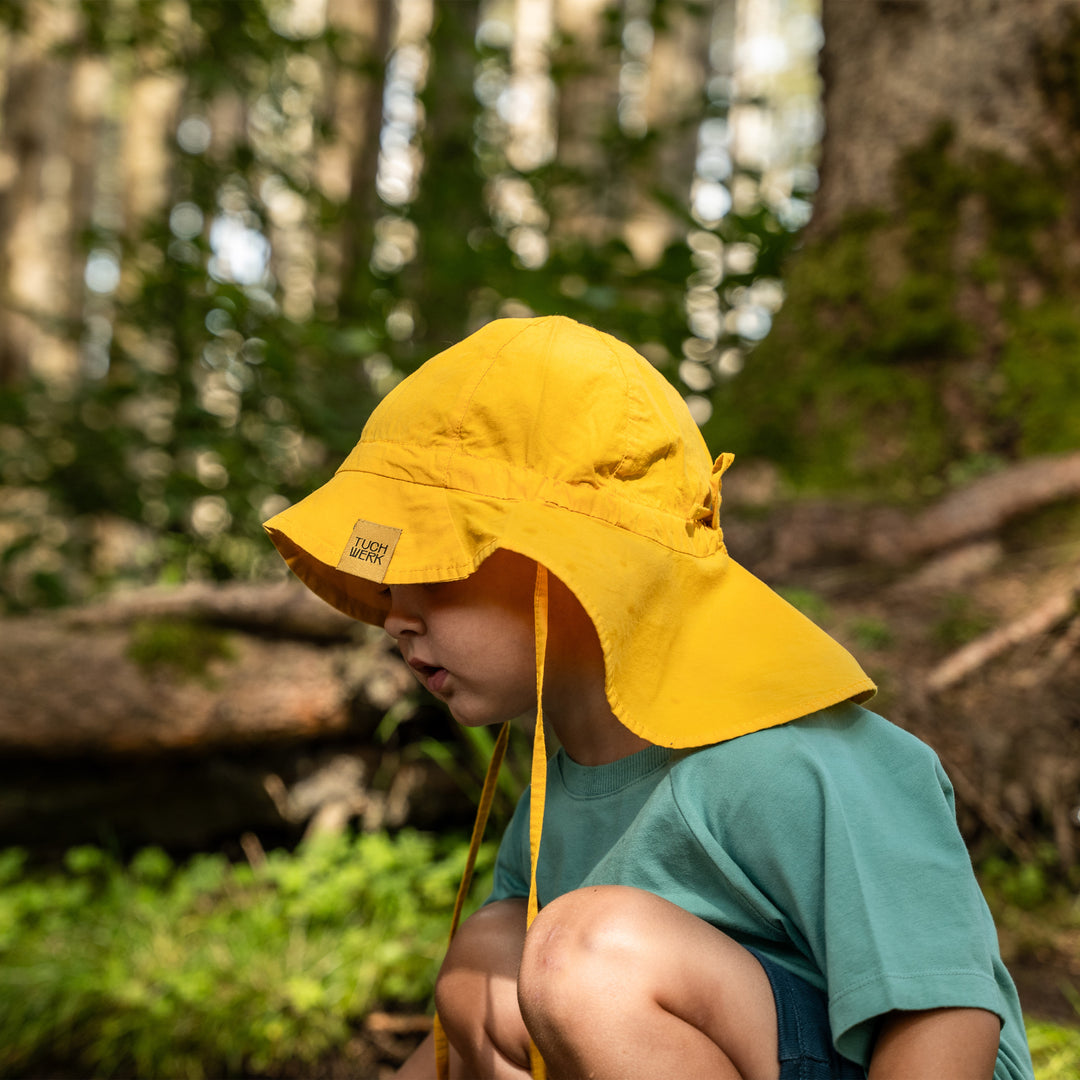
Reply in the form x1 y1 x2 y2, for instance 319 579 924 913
0 599 472 852
907 451 1080 558
0 613 409 756
926 575 1080 694
67 579 357 640
726 450 1080 575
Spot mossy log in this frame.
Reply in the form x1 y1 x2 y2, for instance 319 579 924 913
0 586 472 852
1 606 400 756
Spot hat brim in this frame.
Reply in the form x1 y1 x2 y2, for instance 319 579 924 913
265 469 874 749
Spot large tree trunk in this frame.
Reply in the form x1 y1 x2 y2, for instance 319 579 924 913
721 0 1080 488
813 0 1075 236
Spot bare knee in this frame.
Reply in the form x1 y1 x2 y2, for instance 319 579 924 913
517 885 778 1080
434 899 532 1073
517 886 659 1033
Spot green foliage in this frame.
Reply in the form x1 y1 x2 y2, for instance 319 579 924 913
376 697 532 831
846 617 894 651
415 723 531 826
126 618 236 680
1028 1020 1080 1080
980 851 1055 912
998 300 1080 455
775 587 832 625
0 831 492 1078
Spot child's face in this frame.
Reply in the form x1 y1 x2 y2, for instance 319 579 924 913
382 549 538 727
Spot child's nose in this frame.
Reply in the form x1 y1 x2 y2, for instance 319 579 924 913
383 585 425 639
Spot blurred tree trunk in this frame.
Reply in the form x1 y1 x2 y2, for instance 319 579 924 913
328 0 394 318
404 0 485 347
724 0 1080 491
812 0 1074 236
0 12 88 384
546 0 711 255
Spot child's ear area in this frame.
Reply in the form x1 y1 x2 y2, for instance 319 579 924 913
547 572 603 655
473 548 538 595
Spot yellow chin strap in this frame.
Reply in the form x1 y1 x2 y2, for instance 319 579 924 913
526 567 549 1079
433 564 548 1080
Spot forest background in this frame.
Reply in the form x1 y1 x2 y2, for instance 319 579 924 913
2 0 1080 1077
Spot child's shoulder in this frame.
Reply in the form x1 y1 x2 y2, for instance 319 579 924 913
666 703 957 851
670 702 944 801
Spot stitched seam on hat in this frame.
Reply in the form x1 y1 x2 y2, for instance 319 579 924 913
449 449 698 522
348 440 709 527
341 459 728 559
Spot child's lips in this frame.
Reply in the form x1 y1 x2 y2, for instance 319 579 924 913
408 657 449 694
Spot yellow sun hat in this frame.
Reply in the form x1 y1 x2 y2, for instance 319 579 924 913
264 314 875 749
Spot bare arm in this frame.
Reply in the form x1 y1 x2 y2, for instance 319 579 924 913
395 1029 526 1080
868 1007 1000 1080
394 1030 437 1080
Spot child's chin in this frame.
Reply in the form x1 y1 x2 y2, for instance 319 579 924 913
452 712 503 728
448 703 517 729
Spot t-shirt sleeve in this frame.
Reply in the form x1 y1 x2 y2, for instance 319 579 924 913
697 706 1009 1065
484 786 531 904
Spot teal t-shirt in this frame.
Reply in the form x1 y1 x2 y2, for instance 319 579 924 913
487 703 1033 1078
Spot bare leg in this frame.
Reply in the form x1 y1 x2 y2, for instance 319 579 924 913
517 885 780 1080
425 898 533 1079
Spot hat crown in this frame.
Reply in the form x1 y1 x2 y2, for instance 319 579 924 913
356 316 713 523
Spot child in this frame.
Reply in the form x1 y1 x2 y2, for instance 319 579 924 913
264 315 1034 1080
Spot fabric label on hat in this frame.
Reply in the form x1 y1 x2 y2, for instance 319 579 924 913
336 519 402 583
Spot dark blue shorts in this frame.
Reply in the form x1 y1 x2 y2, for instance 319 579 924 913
747 948 867 1079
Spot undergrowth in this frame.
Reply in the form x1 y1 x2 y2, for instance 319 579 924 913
978 851 1080 1079
1028 1021 1080 1079
0 830 493 1079
2 834 1078 1078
